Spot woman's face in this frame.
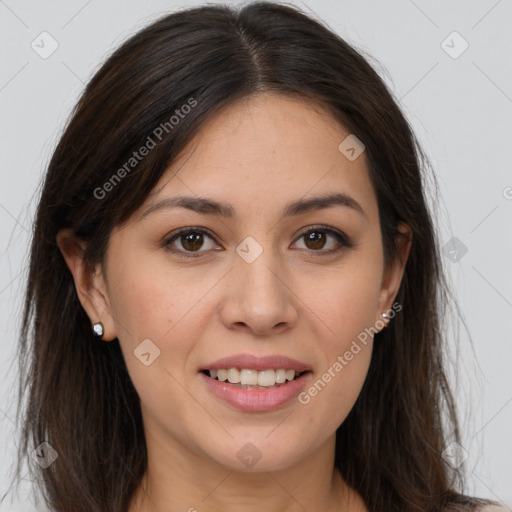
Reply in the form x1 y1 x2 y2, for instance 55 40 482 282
62 92 410 473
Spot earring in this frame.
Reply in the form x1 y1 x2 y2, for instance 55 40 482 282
379 312 390 332
92 322 104 337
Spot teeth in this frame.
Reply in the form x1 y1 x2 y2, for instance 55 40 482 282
208 368 299 387
240 369 258 385
285 369 295 381
227 368 241 384
257 369 275 386
275 369 286 383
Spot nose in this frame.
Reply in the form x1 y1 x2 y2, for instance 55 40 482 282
219 248 299 336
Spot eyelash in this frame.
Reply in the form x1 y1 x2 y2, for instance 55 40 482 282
162 225 354 259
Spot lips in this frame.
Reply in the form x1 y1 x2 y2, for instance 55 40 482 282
199 353 313 411
200 370 311 411
200 353 312 373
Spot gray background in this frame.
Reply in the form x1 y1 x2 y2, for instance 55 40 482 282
1 0 511 510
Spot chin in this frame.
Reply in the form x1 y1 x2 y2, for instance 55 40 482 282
204 434 307 473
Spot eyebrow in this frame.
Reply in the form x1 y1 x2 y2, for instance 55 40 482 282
140 192 366 220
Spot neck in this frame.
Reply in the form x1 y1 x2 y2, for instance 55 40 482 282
128 425 364 512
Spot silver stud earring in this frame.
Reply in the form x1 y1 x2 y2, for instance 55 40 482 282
92 322 104 337
381 313 389 320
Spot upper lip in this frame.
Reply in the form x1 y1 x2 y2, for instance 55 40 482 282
201 354 312 372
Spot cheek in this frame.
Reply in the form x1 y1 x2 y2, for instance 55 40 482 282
304 256 383 347
300 315 374 435
312 347 372 434
295 255 381 425
107 254 208 345
107 265 198 425
106 256 214 394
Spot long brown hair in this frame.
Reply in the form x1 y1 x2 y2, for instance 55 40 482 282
7 2 499 511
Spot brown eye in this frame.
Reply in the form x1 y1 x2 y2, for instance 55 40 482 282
163 228 217 257
163 225 354 259
303 230 328 250
180 232 205 251
293 226 353 255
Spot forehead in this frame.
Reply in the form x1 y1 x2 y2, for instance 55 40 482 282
142 92 378 223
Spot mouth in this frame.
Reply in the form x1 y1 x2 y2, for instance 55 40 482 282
200 368 310 390
198 363 313 411
198 353 313 411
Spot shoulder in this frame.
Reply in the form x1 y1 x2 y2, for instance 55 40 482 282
442 495 510 512
475 505 511 511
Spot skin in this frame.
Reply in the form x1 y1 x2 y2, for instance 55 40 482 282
57 92 412 512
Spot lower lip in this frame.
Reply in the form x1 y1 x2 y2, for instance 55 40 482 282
199 371 312 412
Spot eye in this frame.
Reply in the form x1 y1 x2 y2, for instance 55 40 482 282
163 227 218 258
292 225 354 256
162 225 354 259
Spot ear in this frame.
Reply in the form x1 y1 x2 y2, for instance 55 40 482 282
375 222 412 329
56 228 117 341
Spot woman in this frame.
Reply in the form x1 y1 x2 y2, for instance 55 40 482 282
9 2 505 511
